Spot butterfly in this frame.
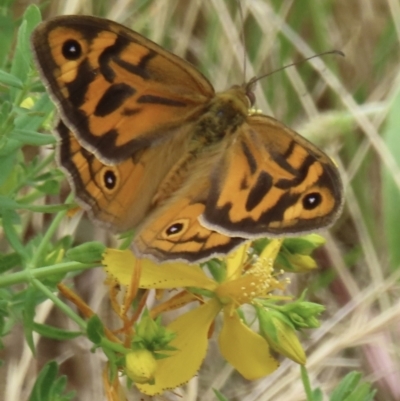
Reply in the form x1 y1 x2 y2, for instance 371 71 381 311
31 15 343 264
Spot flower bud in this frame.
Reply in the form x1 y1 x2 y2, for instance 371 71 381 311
66 242 106 263
280 300 325 329
125 349 157 384
257 307 306 365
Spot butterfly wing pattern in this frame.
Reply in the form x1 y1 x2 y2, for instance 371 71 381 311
32 16 343 263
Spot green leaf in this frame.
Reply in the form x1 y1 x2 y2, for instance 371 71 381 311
13 129 56 146
28 361 57 401
2 209 28 259
28 361 75 401
312 388 323 401
0 14 15 68
0 100 12 128
87 314 105 345
330 372 361 401
0 196 71 213
347 384 376 401
0 69 24 89
330 372 376 401
0 252 22 273
0 152 18 188
0 137 21 156
32 322 82 341
10 5 41 101
0 196 19 209
35 179 61 195
23 287 38 355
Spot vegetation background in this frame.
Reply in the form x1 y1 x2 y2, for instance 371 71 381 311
1 0 400 400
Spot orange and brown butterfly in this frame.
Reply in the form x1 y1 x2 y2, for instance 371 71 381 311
31 15 343 264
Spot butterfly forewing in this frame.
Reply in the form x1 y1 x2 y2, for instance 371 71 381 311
32 16 214 163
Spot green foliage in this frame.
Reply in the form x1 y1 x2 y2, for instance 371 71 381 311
329 372 376 401
86 314 106 345
330 372 376 401
28 361 75 401
0 4 97 395
214 370 376 401
301 367 376 401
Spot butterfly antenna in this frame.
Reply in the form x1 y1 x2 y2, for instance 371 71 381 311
247 50 344 89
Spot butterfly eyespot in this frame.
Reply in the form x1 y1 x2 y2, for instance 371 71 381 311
163 219 189 239
302 192 322 210
62 39 82 60
166 223 183 235
101 168 118 192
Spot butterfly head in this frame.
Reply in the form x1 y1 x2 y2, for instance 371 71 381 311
243 79 257 107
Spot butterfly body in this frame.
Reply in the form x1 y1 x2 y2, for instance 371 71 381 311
32 16 343 263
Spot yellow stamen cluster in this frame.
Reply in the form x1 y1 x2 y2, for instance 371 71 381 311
216 253 284 305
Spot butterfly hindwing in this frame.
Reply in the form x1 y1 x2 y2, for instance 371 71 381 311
57 120 193 231
133 176 245 263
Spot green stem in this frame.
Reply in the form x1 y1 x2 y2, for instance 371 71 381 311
17 189 48 205
0 261 96 288
31 278 87 331
30 193 74 268
101 337 130 354
32 280 129 355
301 365 314 401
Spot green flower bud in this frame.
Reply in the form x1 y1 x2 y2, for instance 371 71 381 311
280 300 325 329
136 314 160 343
66 242 106 263
134 312 176 352
257 307 306 365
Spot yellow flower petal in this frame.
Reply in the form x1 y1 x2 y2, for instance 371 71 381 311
137 298 221 395
103 249 136 286
260 239 283 261
225 242 251 280
218 309 279 380
103 249 216 290
139 259 216 290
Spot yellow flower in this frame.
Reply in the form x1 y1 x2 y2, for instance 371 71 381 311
103 240 285 395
